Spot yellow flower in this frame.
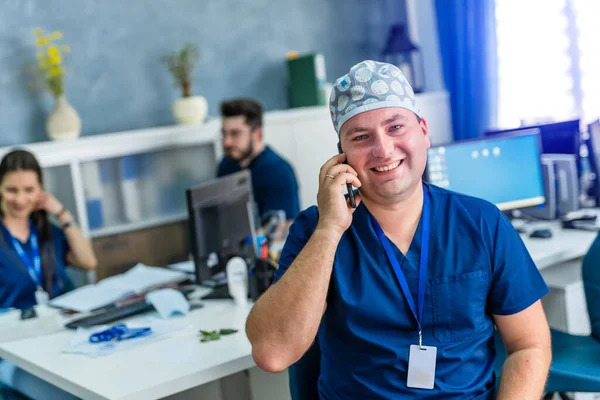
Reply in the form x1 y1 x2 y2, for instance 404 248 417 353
47 46 59 59
48 31 62 41
32 28 68 97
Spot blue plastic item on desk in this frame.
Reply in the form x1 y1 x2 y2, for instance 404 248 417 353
89 324 152 343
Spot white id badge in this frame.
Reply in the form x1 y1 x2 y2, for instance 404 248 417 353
35 289 49 305
407 344 437 389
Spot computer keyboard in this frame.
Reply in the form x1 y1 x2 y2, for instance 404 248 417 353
65 286 197 329
201 285 232 300
200 285 253 300
65 300 153 329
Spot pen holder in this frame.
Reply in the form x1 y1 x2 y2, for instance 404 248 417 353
249 258 276 301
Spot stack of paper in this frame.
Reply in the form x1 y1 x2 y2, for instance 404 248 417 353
168 260 195 274
49 264 189 313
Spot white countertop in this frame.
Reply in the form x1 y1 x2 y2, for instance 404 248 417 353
0 292 255 400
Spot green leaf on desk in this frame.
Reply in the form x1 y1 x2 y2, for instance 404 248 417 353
198 328 238 343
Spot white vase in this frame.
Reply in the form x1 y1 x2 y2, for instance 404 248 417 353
173 95 208 125
46 95 81 141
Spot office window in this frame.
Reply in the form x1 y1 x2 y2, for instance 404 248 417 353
495 0 599 128
574 0 600 121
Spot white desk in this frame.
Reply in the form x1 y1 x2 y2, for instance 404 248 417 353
519 222 598 270
0 227 597 400
0 293 260 400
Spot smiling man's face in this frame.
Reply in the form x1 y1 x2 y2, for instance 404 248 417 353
339 107 430 205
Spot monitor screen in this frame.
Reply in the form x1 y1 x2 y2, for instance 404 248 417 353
486 119 580 158
588 120 600 168
186 170 258 283
426 132 545 210
586 120 600 202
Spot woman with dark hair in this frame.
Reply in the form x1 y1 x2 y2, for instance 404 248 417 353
0 149 96 399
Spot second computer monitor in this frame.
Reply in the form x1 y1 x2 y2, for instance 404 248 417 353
186 170 258 284
485 119 581 159
586 120 600 202
426 132 545 210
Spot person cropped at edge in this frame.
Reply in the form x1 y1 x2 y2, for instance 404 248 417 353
217 98 301 222
0 149 97 400
245 60 551 399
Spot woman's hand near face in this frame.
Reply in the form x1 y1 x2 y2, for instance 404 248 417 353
36 192 63 216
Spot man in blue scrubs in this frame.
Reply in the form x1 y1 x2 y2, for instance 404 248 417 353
218 98 300 222
246 60 551 399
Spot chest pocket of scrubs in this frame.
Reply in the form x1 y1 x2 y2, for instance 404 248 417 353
431 268 490 343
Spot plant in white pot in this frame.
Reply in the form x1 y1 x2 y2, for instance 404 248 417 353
163 43 207 125
33 27 81 141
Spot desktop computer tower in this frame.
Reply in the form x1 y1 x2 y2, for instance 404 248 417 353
551 154 580 216
521 158 556 220
521 154 579 220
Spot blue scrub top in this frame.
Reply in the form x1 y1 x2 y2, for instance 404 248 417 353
0 223 70 310
275 183 549 399
218 146 300 220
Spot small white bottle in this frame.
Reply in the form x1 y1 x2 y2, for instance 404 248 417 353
226 257 248 306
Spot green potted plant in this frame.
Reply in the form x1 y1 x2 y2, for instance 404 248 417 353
33 27 81 140
163 43 207 125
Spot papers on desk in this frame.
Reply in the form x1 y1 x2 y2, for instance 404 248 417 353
49 264 189 313
168 260 195 274
168 260 195 281
63 317 190 357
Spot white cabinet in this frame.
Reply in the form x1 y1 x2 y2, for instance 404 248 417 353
540 261 599 400
0 123 222 239
541 259 591 335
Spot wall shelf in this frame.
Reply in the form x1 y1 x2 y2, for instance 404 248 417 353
89 213 188 239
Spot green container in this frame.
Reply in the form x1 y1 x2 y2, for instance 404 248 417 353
287 53 327 108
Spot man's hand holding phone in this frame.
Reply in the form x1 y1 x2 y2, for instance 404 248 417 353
316 154 362 237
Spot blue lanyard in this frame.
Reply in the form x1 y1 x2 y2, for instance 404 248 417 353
370 184 430 345
7 222 42 288
89 324 152 343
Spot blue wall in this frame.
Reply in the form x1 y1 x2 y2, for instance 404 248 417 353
0 0 406 145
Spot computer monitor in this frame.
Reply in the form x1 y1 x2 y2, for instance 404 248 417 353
485 119 581 161
585 120 600 202
426 132 545 211
186 170 259 284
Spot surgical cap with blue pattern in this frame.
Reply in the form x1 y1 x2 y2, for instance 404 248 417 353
329 60 421 135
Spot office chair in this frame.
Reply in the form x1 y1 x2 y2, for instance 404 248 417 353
495 232 600 399
288 339 321 400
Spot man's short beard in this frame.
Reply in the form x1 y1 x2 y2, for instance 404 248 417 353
235 141 254 163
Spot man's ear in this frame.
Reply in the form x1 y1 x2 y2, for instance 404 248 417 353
420 117 431 148
252 127 264 143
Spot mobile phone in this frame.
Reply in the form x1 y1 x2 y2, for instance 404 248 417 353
337 142 357 208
